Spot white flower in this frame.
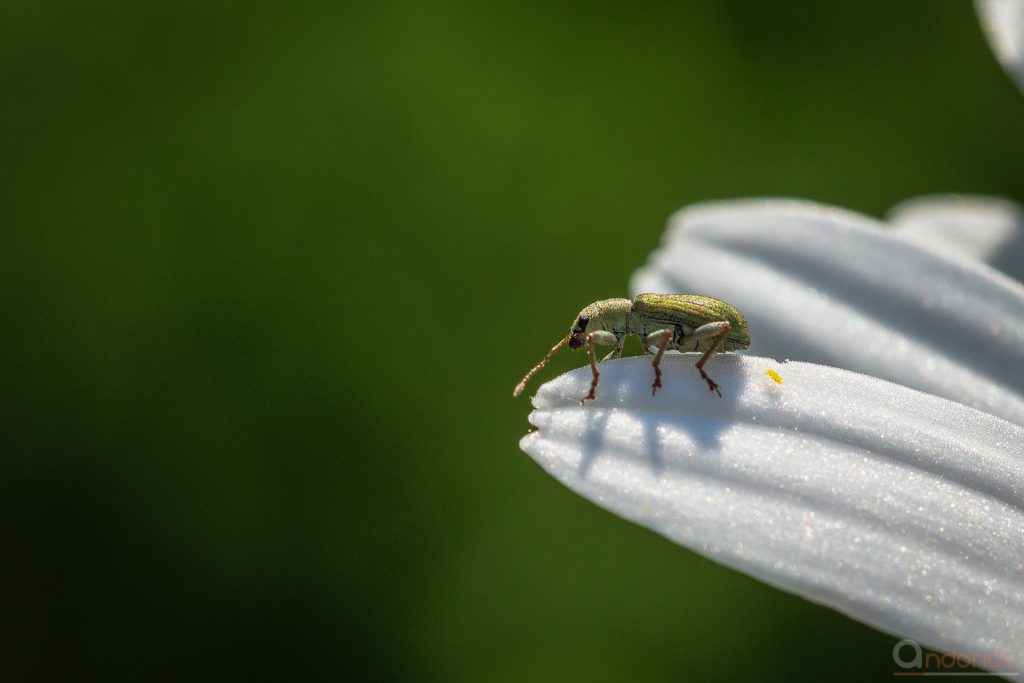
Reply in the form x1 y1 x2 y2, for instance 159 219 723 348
888 195 1024 283
520 198 1024 676
518 2 1024 672
631 199 1024 424
978 0 1024 92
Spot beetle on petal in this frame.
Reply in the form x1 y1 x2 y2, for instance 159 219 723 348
514 294 751 404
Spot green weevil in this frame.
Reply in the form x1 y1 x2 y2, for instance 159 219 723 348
513 294 750 403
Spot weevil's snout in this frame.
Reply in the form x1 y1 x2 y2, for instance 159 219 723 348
568 313 590 349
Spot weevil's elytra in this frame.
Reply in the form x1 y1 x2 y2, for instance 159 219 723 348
513 294 750 403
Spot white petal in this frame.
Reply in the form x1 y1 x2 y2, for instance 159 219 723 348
978 0 1024 92
522 355 1024 674
630 199 1024 424
888 195 1024 282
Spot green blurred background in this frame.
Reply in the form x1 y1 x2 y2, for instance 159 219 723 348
4 1 1023 680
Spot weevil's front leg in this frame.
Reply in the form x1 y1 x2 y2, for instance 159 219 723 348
690 321 731 396
582 331 618 404
642 329 673 395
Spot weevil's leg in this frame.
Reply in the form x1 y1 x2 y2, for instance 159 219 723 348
642 328 673 395
601 341 623 361
582 333 601 404
588 331 620 361
690 321 731 396
580 332 618 403
589 330 617 348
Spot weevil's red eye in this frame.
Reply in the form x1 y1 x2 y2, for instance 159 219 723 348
577 316 589 331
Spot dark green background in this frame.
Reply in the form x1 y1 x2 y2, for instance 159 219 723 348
4 1 1022 680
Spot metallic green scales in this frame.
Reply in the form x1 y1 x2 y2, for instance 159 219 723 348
631 294 750 351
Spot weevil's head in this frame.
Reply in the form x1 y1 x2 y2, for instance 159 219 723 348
568 304 597 349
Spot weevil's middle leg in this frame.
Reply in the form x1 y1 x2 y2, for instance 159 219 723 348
643 329 673 396
691 321 732 396
601 343 623 362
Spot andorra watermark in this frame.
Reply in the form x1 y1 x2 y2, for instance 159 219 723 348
893 639 1020 677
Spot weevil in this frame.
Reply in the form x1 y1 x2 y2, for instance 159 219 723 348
513 294 750 403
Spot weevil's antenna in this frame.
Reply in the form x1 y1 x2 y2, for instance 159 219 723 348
513 334 571 397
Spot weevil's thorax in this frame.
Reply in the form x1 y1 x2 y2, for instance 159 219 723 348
568 298 633 349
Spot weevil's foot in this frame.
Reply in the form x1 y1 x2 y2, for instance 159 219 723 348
699 369 722 396
651 378 662 396
581 381 599 405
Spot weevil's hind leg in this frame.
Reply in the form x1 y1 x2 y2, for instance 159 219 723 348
690 321 732 396
642 329 673 396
